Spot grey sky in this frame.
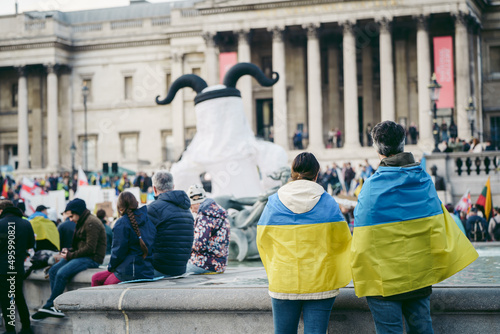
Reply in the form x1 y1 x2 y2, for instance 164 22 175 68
0 0 175 16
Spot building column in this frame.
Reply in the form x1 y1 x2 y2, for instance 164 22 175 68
455 13 472 139
171 52 185 159
395 40 409 125
379 18 395 122
17 66 29 170
304 23 324 151
416 15 432 147
47 64 59 171
203 32 219 86
270 26 289 149
362 44 374 141
342 22 360 148
328 44 341 135
237 29 255 132
60 67 73 170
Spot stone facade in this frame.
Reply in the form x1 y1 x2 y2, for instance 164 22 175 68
0 0 498 173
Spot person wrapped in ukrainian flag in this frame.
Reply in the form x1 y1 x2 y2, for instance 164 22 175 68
351 121 478 334
257 152 352 334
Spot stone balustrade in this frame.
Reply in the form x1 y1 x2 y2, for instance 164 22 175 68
24 20 46 31
424 151 500 203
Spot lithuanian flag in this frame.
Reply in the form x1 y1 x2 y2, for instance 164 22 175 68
476 177 493 221
351 164 478 298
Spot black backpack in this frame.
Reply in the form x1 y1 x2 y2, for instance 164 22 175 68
470 217 486 242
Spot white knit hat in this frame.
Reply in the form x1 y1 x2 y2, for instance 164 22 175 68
187 184 206 204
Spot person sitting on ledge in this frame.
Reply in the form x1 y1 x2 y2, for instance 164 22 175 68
32 198 106 319
148 171 194 277
92 191 155 286
186 184 230 275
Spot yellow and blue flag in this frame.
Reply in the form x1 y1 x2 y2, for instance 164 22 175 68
30 216 60 250
351 165 478 297
257 192 352 297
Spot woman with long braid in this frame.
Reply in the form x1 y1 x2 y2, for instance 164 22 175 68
92 191 156 286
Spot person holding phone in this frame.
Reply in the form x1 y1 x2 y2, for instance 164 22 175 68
32 198 107 319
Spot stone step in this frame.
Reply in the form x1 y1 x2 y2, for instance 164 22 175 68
29 315 72 334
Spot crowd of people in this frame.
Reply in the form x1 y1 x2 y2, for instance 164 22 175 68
316 159 374 197
0 171 156 204
1 120 497 334
1 169 231 332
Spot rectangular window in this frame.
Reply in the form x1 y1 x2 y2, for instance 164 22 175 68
120 133 138 161
82 79 93 102
490 46 500 73
261 56 273 78
124 76 133 100
78 135 97 171
192 67 201 76
185 127 196 147
11 83 18 107
161 130 174 162
166 73 172 91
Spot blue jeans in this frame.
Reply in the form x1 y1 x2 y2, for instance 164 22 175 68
186 263 214 275
271 297 336 334
366 296 434 334
43 257 99 308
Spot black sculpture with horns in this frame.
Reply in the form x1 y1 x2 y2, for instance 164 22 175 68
155 62 279 106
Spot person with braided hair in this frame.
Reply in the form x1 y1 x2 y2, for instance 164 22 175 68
91 191 155 286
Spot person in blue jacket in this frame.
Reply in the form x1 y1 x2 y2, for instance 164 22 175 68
148 170 194 277
91 191 155 285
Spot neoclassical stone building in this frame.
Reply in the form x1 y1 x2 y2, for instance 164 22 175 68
0 0 498 173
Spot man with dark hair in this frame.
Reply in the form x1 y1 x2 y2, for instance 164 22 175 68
351 121 477 334
96 209 112 254
57 212 76 250
0 199 35 334
28 205 49 220
32 198 106 319
148 170 194 277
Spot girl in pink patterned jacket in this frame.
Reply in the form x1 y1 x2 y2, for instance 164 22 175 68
186 185 230 274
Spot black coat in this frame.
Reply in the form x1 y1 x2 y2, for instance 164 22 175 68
147 190 194 276
58 219 76 250
0 207 35 275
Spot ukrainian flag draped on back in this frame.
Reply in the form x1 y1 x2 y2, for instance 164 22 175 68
257 182 352 299
351 164 478 298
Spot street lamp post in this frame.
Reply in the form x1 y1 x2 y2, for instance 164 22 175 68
82 84 89 171
70 142 76 176
428 73 442 153
465 97 475 139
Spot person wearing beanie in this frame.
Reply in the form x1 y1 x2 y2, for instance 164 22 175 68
186 184 230 275
96 209 113 254
32 198 107 319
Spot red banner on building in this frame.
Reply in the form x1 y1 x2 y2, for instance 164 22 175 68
433 36 455 109
219 52 238 84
